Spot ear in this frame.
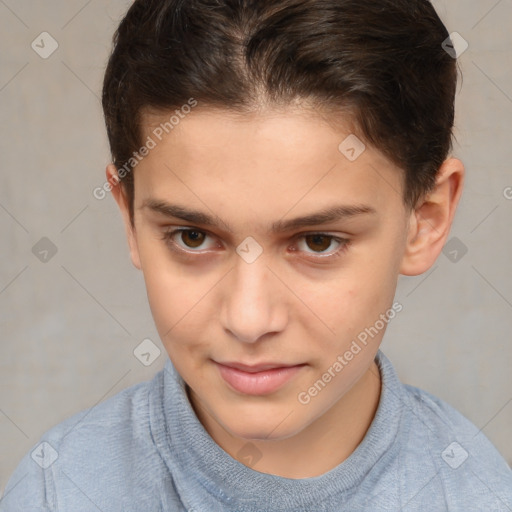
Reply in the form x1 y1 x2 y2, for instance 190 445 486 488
106 164 142 270
399 158 465 276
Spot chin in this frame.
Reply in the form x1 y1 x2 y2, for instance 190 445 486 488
220 412 306 442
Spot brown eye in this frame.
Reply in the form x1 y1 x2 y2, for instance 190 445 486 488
180 230 206 248
294 233 349 260
162 228 218 254
304 234 334 253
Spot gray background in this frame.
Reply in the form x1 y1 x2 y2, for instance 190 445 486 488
1 0 511 495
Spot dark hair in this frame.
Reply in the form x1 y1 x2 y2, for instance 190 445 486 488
102 0 459 223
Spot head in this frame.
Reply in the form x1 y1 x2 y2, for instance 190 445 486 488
102 0 464 440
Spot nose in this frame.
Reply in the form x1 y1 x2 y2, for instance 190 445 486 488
220 254 288 344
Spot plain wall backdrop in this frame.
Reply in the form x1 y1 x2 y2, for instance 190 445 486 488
1 0 511 496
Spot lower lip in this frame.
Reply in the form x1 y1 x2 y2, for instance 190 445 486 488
215 362 306 395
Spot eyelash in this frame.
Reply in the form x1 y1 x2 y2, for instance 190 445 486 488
161 228 351 262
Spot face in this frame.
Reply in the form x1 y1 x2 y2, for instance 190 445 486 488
118 106 412 441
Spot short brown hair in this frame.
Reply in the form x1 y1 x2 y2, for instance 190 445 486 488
102 0 459 223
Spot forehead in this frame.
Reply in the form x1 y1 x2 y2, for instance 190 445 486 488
135 106 405 220
141 104 358 155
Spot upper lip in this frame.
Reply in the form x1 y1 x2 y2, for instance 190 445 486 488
214 360 305 373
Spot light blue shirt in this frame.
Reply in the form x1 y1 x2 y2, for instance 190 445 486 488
1 350 511 511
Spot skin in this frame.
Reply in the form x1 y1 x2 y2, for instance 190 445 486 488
107 105 464 479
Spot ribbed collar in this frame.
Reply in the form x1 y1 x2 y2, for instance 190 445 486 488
149 349 407 511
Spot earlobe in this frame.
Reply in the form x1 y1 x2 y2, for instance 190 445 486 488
106 164 142 270
399 158 465 276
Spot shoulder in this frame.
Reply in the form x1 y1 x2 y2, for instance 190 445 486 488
0 370 167 511
402 382 505 459
47 372 157 450
398 382 512 508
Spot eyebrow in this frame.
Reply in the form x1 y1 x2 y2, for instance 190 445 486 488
141 199 376 233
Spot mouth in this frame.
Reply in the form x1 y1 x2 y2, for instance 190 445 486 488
213 360 307 395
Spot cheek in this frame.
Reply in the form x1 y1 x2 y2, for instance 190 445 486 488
143 270 208 367
314 253 400 347
137 242 214 360
145 274 172 324
137 241 187 334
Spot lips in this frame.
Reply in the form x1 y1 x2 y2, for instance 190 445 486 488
216 361 301 373
213 360 306 395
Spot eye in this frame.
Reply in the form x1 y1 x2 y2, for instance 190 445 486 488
294 233 349 259
162 228 217 252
